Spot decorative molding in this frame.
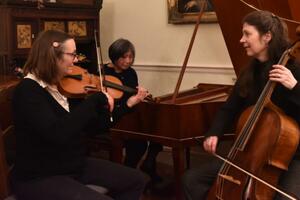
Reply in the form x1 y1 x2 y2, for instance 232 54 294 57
133 63 235 75
132 63 236 96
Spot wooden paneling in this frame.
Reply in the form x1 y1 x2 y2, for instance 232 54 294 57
0 76 19 199
0 2 102 75
288 0 300 21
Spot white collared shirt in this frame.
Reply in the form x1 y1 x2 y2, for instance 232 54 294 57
25 73 70 112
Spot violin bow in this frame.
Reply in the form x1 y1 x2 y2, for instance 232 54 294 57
213 153 298 200
194 137 299 200
94 30 106 92
94 30 114 122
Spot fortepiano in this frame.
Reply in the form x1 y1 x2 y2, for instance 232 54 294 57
110 1 300 200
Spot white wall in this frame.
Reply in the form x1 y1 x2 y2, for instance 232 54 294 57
100 0 236 96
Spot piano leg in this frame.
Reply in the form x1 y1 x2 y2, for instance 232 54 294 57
110 128 194 200
172 146 185 200
111 134 123 164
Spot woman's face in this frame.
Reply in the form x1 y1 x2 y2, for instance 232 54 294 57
114 51 134 72
57 39 78 77
240 23 271 62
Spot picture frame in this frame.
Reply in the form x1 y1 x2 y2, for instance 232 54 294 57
68 21 87 37
167 0 217 24
16 24 32 49
59 0 94 6
44 21 65 32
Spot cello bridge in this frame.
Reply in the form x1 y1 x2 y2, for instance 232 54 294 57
219 174 241 185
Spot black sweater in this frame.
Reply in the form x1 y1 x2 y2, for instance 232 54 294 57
13 78 109 180
103 64 138 123
206 60 300 153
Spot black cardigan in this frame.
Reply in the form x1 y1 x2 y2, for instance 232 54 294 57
103 64 138 123
13 78 109 180
206 60 300 148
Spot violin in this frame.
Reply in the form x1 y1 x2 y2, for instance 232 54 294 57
59 65 155 102
59 31 155 102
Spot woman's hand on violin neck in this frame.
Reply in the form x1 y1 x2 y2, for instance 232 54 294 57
103 92 114 112
126 86 149 108
203 136 218 154
269 64 298 90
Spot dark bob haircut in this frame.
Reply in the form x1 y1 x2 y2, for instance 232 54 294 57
108 38 135 65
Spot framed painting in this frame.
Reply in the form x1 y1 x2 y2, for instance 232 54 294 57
44 21 65 32
68 21 87 37
167 0 217 24
16 24 32 49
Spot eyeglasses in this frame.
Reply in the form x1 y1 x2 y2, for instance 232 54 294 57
62 52 78 60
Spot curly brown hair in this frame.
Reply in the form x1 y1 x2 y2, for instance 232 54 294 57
238 10 290 98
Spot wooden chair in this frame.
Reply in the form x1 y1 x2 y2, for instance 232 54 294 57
0 78 108 200
0 78 18 200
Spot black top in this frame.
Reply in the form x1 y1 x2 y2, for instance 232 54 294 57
206 59 300 141
103 64 138 122
13 78 109 180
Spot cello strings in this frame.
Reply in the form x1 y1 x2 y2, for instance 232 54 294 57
230 50 288 152
216 51 291 198
214 153 298 200
221 78 274 180
235 50 289 150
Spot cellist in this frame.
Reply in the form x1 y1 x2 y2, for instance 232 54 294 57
182 10 300 200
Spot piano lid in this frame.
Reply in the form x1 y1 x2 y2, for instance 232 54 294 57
211 0 300 76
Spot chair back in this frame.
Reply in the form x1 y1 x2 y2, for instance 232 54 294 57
0 78 19 199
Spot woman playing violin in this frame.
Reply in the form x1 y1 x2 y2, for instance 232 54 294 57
182 10 300 200
104 38 164 186
11 30 146 200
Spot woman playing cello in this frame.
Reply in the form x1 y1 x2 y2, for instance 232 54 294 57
182 10 300 200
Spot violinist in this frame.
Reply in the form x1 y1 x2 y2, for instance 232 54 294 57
182 10 300 200
11 30 146 200
103 38 164 186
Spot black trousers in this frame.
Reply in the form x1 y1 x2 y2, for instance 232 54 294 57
124 139 163 168
12 158 146 200
182 143 300 200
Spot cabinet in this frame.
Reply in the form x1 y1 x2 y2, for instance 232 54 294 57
0 0 103 75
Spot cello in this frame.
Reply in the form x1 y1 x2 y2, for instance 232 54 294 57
206 40 300 199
